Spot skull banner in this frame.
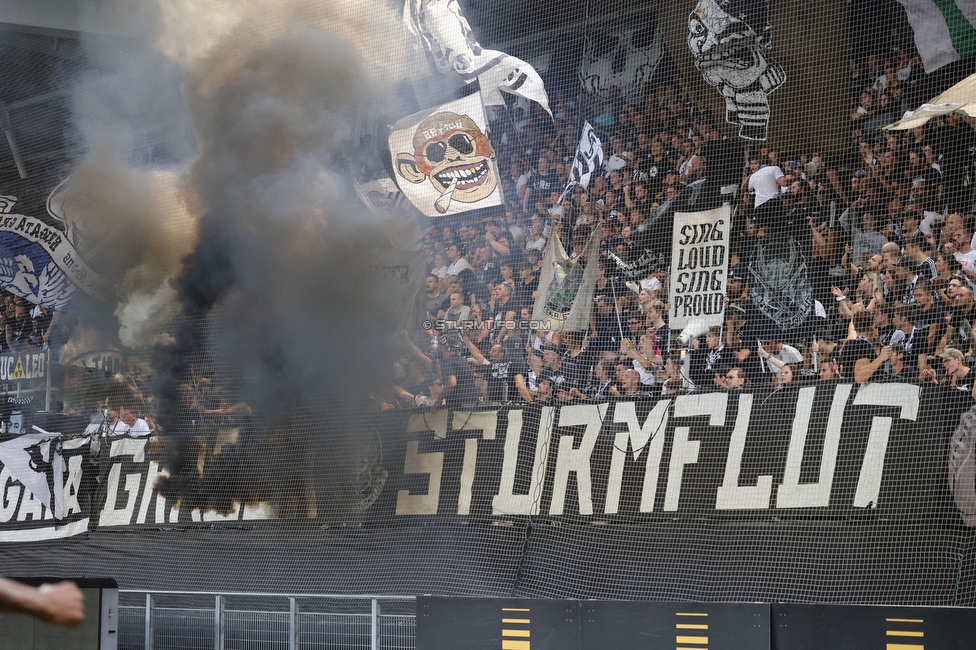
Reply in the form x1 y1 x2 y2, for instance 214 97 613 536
389 94 503 217
748 231 813 334
578 5 663 104
687 0 786 141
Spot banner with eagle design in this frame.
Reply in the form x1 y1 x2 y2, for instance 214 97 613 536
0 194 109 310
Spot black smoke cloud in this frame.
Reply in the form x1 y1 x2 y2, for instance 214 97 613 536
58 2 420 518
147 21 412 516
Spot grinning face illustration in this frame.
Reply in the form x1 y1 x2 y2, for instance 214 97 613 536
687 0 784 140
688 0 768 89
395 111 497 206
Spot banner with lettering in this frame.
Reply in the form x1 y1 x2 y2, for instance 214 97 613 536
669 205 730 329
0 417 93 542
0 385 965 541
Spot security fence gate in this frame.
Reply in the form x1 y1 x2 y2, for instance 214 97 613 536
118 591 416 650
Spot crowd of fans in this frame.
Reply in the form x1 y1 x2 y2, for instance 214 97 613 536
374 36 976 413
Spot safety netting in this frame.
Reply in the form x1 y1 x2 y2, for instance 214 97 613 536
0 0 975 607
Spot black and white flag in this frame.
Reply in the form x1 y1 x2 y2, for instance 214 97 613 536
569 122 604 189
404 0 550 115
554 122 604 209
355 178 412 216
0 430 66 519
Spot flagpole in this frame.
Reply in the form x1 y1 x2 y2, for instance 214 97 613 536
609 274 625 342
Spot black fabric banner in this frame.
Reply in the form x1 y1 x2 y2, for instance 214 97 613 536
1 386 976 607
375 382 955 522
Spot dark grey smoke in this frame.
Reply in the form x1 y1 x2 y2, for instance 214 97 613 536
146 24 411 515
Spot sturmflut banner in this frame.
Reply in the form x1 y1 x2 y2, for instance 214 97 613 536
0 385 968 541
669 205 730 329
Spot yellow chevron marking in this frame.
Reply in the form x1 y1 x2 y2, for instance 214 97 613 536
676 636 708 644
885 618 923 623
502 641 530 650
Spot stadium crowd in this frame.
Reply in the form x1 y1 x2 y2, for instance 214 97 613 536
376 38 976 412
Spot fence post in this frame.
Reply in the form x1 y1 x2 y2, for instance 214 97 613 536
144 593 153 650
215 595 224 650
371 598 380 650
289 597 297 650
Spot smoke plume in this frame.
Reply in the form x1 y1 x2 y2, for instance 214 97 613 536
66 1 422 517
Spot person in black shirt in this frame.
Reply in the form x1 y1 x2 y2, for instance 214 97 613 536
462 331 514 404
5 300 31 354
839 310 890 383
890 303 926 379
433 343 479 411
912 279 944 355
688 327 728 391
939 284 976 355
522 155 556 215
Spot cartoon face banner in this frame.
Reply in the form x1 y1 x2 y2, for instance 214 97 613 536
390 94 503 217
687 0 785 141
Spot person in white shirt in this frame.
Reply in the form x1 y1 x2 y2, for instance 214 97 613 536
757 339 803 379
952 225 976 293
106 408 130 436
445 244 472 276
120 406 152 437
746 156 787 208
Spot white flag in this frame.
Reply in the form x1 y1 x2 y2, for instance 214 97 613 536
389 94 504 217
404 0 551 115
532 225 602 332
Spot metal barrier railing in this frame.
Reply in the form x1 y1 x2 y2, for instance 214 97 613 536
118 590 417 650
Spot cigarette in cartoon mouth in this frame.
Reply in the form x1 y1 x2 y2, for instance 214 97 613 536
434 179 458 214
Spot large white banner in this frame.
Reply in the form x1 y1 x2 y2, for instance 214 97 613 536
390 94 503 217
669 205 730 329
